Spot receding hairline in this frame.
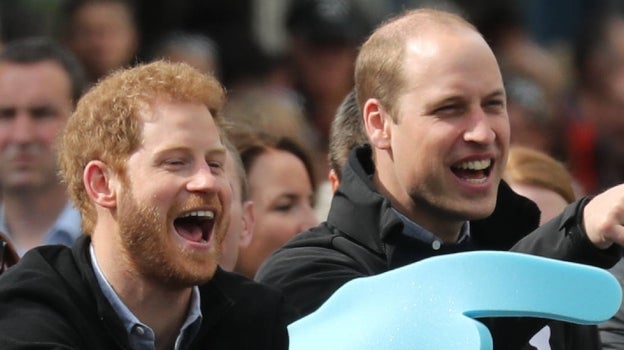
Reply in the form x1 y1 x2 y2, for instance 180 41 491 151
372 8 484 66
375 8 478 39
355 8 482 116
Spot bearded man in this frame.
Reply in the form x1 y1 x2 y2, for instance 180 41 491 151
0 61 292 350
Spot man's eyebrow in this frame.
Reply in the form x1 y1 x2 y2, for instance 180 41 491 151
486 88 506 99
154 144 227 154
206 146 227 157
434 95 464 104
423 94 464 111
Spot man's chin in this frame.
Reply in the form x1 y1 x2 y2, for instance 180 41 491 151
167 260 218 288
476 207 498 220
459 201 497 221
4 179 46 193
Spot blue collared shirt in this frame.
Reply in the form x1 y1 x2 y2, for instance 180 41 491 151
0 202 82 256
392 208 471 250
90 245 203 350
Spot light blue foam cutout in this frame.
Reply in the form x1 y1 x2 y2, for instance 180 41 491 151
288 251 622 349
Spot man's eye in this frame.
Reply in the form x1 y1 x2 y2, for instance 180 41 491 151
486 100 504 107
165 159 185 166
208 161 223 169
31 107 57 119
274 203 294 212
434 105 462 115
0 110 15 120
483 100 505 112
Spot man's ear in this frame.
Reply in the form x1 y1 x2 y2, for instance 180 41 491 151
363 98 392 150
238 200 255 248
328 169 340 193
83 160 117 209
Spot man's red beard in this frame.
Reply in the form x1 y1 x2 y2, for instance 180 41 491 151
117 188 228 289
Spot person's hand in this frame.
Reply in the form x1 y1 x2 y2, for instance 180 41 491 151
583 183 624 249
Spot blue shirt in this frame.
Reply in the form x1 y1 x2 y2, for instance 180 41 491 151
0 202 82 256
392 208 471 250
90 245 203 350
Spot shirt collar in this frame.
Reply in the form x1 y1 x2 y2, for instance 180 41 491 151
89 244 202 350
52 202 82 241
392 208 471 249
0 206 7 235
0 202 82 256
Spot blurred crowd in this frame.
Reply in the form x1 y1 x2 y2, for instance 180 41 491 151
2 0 624 276
2 0 624 199
2 1 624 348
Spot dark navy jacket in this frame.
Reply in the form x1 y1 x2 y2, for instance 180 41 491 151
0 235 292 349
257 145 619 349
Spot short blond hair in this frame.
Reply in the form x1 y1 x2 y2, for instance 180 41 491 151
355 8 477 120
59 60 226 234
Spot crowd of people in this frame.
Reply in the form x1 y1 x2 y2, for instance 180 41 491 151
1 0 624 349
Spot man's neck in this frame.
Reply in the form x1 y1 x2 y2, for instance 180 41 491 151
2 184 69 250
119 279 192 350
372 164 464 243
401 209 463 243
92 233 193 349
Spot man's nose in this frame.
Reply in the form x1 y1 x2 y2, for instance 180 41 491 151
187 164 219 193
10 114 37 143
464 109 496 145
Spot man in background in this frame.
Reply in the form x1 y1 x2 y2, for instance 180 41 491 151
0 37 85 255
62 0 139 85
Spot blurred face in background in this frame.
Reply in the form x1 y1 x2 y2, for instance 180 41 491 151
290 39 356 102
235 148 318 278
65 1 138 81
0 61 73 193
507 182 568 224
218 150 254 272
600 17 624 156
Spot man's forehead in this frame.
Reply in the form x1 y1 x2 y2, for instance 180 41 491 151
404 37 440 60
137 100 222 147
404 25 485 54
0 62 73 101
138 98 212 117
0 60 69 79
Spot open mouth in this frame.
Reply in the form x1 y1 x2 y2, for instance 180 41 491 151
173 210 215 243
451 158 492 184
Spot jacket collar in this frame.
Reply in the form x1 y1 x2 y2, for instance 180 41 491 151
71 235 234 349
72 235 132 349
327 145 404 257
327 144 541 262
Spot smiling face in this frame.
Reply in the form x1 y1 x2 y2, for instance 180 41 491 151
235 148 318 278
117 100 231 287
369 26 509 239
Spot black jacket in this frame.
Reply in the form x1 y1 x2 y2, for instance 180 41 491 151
0 235 292 349
257 145 619 349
